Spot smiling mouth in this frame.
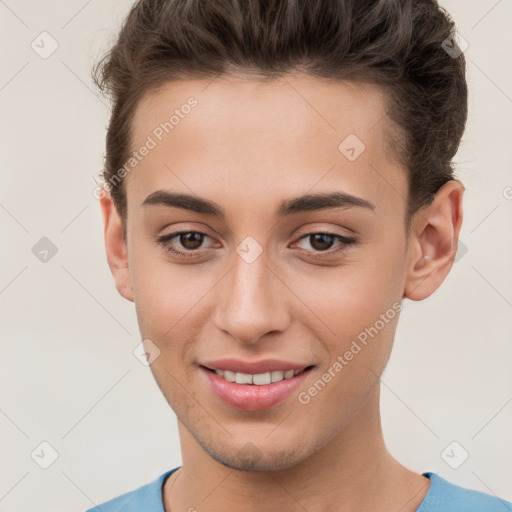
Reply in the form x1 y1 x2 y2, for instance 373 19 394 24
200 365 315 385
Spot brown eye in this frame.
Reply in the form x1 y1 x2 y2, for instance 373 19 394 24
308 233 335 251
178 232 204 250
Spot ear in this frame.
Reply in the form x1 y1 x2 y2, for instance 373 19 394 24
404 179 465 301
100 189 134 302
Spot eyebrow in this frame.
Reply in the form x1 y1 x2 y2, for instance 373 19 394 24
141 190 376 219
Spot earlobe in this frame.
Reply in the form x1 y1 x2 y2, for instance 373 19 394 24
100 189 134 302
404 180 464 301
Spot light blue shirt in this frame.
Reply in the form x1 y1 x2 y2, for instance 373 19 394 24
85 467 512 511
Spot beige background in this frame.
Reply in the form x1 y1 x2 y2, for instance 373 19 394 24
1 1 511 510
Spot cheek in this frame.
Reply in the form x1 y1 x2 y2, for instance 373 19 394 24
294 265 401 429
291 244 405 385
130 247 201 333
303 279 398 384
129 250 217 377
297 251 404 337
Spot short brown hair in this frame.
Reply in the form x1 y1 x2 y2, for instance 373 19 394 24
92 0 467 237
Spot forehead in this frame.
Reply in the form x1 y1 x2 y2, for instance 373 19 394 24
128 75 406 217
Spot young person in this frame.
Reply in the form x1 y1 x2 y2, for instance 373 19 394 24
88 0 512 510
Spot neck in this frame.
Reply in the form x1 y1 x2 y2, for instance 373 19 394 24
164 384 430 512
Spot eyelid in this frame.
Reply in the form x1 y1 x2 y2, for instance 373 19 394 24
293 226 356 241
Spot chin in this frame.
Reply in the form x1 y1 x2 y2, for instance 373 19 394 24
198 434 311 473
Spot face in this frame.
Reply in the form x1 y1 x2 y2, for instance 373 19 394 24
104 75 423 471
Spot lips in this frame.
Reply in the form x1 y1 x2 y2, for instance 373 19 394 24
200 359 314 411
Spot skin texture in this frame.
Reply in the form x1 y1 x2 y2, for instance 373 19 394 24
100 74 464 511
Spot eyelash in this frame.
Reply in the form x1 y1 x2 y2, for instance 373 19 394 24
155 230 357 260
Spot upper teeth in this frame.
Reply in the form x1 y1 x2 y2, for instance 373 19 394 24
214 368 304 385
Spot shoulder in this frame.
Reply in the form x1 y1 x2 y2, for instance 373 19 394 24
418 472 512 512
84 467 180 512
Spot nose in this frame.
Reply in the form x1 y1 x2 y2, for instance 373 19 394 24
213 250 290 345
